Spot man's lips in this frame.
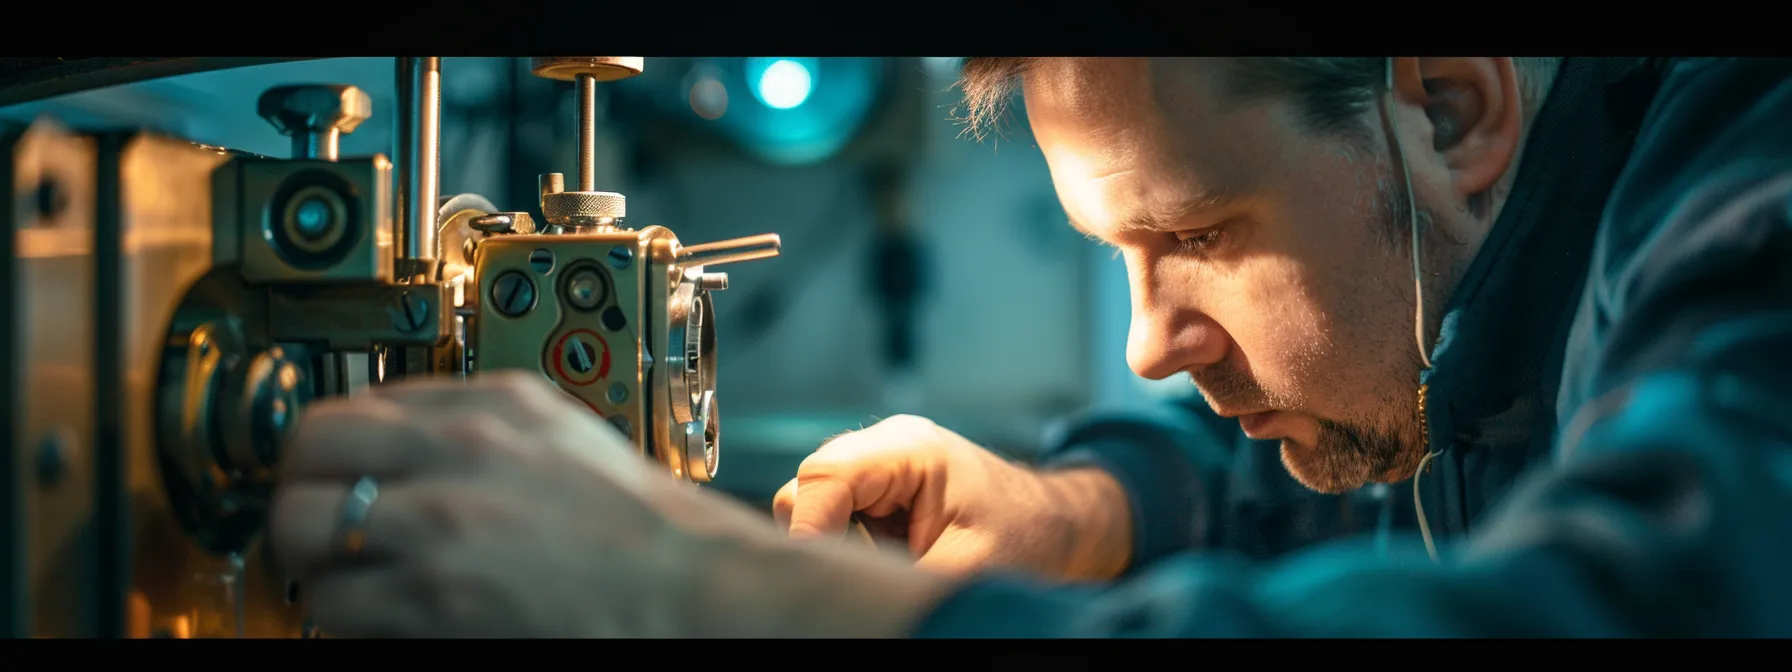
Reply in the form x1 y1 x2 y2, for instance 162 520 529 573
1237 411 1283 440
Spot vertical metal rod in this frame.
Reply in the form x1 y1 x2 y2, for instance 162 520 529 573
576 73 596 192
394 59 413 263
396 57 442 264
93 136 126 638
294 129 339 162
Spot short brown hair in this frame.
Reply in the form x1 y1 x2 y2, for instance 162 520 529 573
952 57 1563 141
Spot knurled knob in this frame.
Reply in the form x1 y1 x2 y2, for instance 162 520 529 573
541 190 627 227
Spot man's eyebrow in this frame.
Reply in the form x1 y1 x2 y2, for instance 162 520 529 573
1073 185 1244 238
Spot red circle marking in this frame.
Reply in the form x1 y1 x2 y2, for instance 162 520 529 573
550 329 611 386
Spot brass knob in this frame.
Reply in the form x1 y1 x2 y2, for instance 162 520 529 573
529 57 644 82
257 84 372 161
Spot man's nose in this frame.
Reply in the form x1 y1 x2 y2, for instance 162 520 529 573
1125 277 1226 381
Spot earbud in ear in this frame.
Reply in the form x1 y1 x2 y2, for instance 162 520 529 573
1431 115 1462 148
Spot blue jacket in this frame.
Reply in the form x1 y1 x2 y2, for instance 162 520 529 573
913 57 1792 637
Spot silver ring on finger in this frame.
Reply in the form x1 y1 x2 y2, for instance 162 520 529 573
336 475 380 560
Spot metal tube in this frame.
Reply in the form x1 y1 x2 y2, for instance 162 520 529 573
675 234 783 268
576 73 596 192
394 59 411 261
396 57 442 263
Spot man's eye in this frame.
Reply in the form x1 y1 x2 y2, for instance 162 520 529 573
1173 227 1227 254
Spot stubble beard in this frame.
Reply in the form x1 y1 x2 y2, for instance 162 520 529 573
1198 159 1441 495
1297 156 1447 495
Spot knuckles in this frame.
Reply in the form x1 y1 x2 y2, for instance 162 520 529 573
435 413 527 464
805 414 946 472
284 400 368 456
411 486 476 537
478 370 556 404
401 485 526 550
479 368 549 393
876 414 940 435
472 370 581 426
817 414 940 452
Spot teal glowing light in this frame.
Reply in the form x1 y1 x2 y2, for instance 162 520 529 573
753 59 813 109
630 57 885 166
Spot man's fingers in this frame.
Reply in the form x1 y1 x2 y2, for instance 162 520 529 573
785 477 856 538
772 478 799 530
268 481 440 582
781 418 943 538
304 565 431 638
369 370 580 424
282 401 442 481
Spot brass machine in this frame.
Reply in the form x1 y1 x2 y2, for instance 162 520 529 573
2 57 780 637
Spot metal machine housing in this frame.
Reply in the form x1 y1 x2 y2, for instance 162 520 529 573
3 56 780 638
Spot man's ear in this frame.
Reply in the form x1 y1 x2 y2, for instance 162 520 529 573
1404 57 1523 201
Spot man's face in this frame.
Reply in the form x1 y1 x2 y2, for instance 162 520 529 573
1023 58 1501 493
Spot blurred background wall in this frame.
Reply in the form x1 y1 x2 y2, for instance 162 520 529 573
1 57 1195 511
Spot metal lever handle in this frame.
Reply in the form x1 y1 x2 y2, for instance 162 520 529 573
676 234 782 268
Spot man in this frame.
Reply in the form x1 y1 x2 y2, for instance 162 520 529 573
268 57 1792 637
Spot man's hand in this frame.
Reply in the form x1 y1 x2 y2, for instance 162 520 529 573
266 372 954 638
774 415 1135 581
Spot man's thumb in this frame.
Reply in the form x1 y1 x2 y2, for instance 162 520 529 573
786 478 856 538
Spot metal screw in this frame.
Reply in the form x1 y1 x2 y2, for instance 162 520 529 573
491 272 536 317
608 246 633 269
607 382 629 404
37 431 69 486
566 268 605 310
565 337 598 374
529 248 554 274
609 415 633 438
698 272 729 291
392 291 430 332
